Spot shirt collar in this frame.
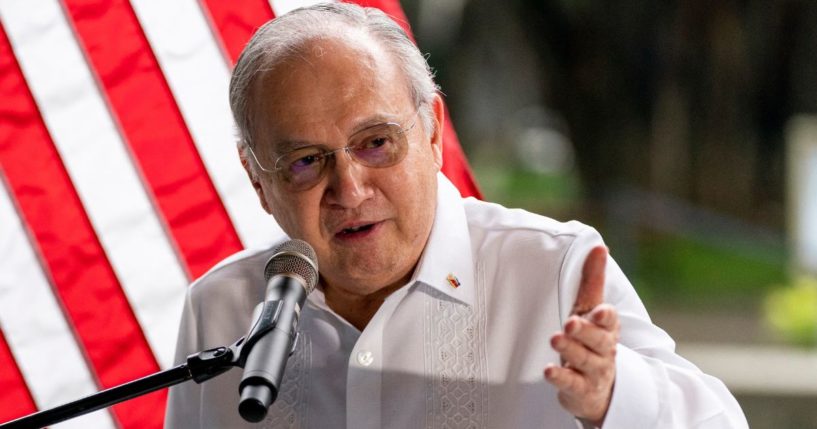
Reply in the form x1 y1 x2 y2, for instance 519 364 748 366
409 173 475 307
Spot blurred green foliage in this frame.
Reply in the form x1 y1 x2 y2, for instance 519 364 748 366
764 277 817 348
471 163 580 217
631 233 788 308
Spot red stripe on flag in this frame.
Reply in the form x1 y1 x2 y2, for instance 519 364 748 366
62 0 244 279
0 328 37 423
199 0 275 65
0 21 160 428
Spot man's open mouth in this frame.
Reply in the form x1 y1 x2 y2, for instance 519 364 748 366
338 223 376 235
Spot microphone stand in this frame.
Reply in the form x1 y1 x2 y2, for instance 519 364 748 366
0 300 286 429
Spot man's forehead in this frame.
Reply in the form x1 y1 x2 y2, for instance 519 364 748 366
249 33 414 149
259 32 382 88
255 38 385 107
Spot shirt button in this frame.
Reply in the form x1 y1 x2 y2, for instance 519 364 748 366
357 350 374 366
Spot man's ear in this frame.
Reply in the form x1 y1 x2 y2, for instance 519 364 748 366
239 145 272 214
428 94 445 171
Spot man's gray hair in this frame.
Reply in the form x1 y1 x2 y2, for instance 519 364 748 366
229 2 439 153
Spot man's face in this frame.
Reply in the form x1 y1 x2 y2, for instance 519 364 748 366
244 35 444 297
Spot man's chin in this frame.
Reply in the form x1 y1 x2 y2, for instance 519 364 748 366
323 260 411 294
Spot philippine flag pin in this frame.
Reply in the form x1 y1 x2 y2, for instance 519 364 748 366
446 273 461 289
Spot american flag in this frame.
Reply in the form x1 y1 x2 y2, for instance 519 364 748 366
0 0 480 427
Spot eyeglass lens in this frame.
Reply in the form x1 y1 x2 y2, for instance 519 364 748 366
274 122 409 190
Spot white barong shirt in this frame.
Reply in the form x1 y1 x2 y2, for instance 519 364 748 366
165 175 747 428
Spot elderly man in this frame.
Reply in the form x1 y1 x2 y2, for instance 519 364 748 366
165 3 747 428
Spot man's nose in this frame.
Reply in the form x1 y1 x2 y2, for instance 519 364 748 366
324 149 374 208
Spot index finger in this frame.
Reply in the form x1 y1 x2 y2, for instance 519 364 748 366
571 246 607 316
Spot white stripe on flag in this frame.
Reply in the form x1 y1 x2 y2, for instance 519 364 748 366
130 0 285 250
0 0 186 369
0 182 117 429
270 0 333 16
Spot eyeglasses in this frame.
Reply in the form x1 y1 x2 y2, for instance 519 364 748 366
247 114 418 191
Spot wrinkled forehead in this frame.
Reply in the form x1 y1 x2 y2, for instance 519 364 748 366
255 34 381 112
247 32 413 146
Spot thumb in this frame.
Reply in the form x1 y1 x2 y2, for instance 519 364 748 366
571 246 608 316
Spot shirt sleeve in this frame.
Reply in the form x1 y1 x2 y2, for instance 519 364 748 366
558 226 748 428
164 286 202 429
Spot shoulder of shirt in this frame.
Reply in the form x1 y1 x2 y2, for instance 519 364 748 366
461 196 597 240
188 243 283 292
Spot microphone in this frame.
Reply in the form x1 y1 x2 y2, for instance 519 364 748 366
238 239 318 422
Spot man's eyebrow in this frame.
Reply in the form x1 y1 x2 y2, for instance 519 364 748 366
350 114 401 134
272 138 321 155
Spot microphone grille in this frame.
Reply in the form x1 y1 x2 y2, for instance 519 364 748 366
264 239 319 293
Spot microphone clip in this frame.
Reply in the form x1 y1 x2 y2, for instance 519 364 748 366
237 300 285 367
185 299 286 384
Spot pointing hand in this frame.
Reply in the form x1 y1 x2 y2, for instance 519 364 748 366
544 246 619 426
